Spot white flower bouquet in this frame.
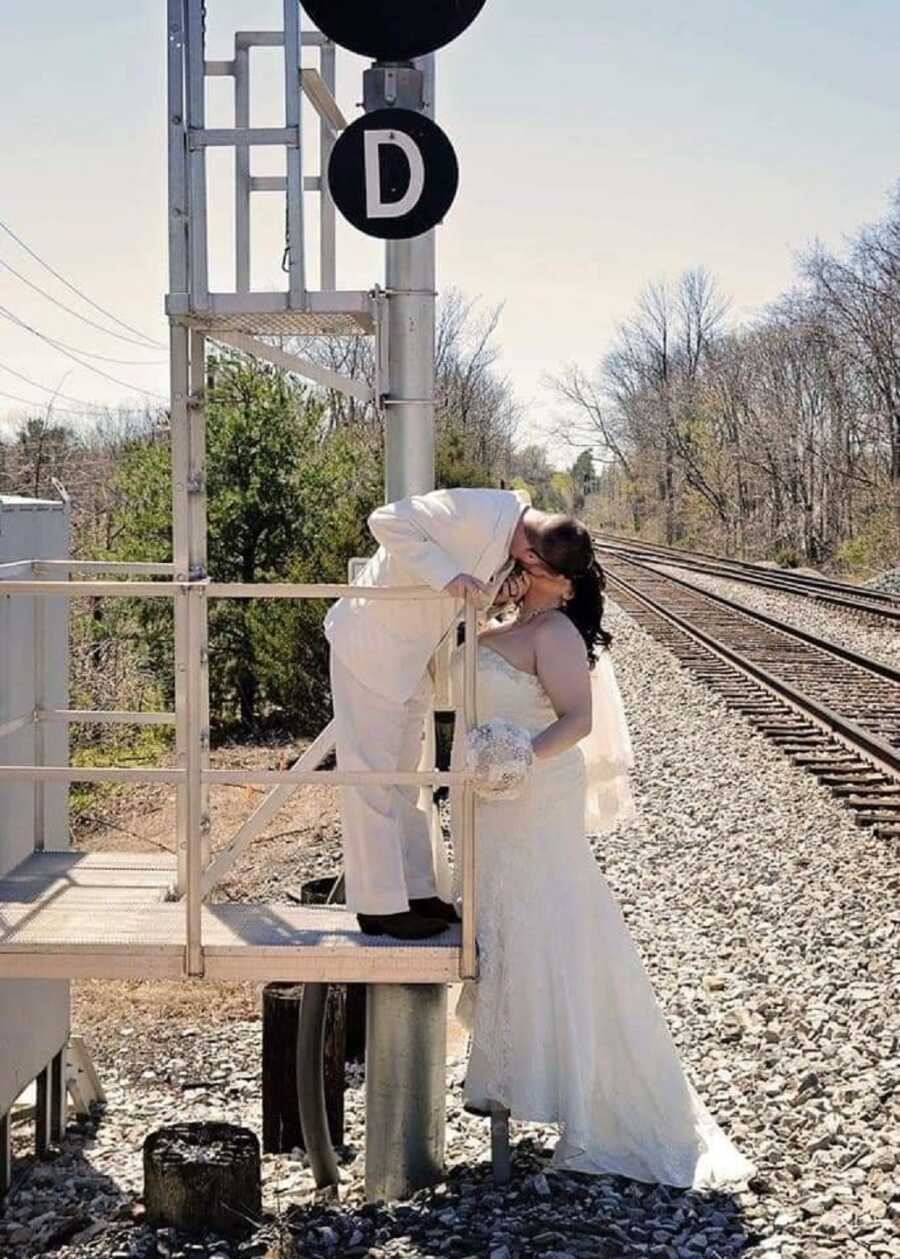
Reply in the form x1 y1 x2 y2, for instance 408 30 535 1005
465 719 534 800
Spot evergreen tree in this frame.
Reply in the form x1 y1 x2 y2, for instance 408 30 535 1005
107 354 381 735
571 450 596 512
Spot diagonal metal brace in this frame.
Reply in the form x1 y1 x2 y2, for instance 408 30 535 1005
213 332 374 405
199 720 336 898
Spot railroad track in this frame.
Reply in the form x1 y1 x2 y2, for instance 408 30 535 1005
595 545 900 842
593 531 900 624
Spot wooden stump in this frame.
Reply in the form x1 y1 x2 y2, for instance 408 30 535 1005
143 1122 260 1237
262 982 345 1152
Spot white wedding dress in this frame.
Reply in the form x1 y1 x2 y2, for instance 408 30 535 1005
449 642 754 1190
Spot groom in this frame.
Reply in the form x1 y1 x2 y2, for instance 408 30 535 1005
326 486 570 939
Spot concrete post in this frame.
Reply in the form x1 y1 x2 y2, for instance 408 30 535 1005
365 984 447 1201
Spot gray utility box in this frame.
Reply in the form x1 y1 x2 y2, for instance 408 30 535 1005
0 494 71 1123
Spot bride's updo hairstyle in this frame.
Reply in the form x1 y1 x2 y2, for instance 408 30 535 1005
524 515 612 665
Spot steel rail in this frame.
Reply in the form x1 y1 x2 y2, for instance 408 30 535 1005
594 530 900 604
599 552 900 687
622 550 900 623
603 564 900 782
594 532 900 619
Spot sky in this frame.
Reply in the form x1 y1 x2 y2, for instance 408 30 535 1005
1 0 899 456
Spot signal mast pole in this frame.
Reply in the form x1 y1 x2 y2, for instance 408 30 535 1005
382 56 437 501
362 53 447 1202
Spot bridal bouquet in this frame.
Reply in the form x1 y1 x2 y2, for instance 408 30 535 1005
465 719 534 800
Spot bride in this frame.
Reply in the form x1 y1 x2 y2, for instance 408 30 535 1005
449 520 753 1190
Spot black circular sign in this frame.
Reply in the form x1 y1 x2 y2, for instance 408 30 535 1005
328 109 459 240
301 1 487 62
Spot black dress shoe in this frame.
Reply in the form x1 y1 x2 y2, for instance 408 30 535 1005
356 910 449 940
410 896 461 923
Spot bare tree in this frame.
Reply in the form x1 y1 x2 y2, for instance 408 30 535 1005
544 229 900 568
546 268 728 541
286 288 520 481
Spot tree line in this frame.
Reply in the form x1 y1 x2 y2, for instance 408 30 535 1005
550 185 900 573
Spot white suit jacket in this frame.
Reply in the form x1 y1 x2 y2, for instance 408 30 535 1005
325 488 527 703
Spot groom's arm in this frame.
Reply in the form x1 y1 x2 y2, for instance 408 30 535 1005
367 490 499 597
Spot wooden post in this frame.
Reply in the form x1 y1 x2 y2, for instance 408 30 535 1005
345 981 366 1063
262 982 345 1152
144 1122 261 1237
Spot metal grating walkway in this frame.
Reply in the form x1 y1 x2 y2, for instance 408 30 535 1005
177 308 375 336
0 853 461 983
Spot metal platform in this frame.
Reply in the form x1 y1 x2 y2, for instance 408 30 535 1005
166 293 376 337
0 852 461 983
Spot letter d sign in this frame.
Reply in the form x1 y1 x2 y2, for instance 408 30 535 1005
328 109 459 241
365 131 426 220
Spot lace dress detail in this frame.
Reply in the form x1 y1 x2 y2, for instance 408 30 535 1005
448 644 754 1190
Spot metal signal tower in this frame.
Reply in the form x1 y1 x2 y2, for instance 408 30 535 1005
0 0 475 1205
166 0 450 1199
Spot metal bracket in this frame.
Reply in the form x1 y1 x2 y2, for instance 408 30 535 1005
363 63 424 112
372 286 389 407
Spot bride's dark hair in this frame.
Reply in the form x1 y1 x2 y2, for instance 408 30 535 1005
525 516 612 666
564 558 612 666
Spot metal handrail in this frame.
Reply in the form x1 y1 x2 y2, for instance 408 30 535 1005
0 578 452 599
0 573 481 981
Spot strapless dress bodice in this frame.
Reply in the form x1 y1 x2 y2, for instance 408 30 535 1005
452 642 557 738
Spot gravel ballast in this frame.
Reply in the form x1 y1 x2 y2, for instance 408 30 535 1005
868 567 900 597
1 600 898 1258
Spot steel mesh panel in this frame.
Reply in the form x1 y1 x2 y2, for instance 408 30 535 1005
182 310 374 336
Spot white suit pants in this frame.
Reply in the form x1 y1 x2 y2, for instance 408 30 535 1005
330 654 438 915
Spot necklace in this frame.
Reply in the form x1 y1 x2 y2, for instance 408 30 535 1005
515 602 562 627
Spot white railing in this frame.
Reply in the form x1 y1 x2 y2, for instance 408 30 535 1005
0 566 480 979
